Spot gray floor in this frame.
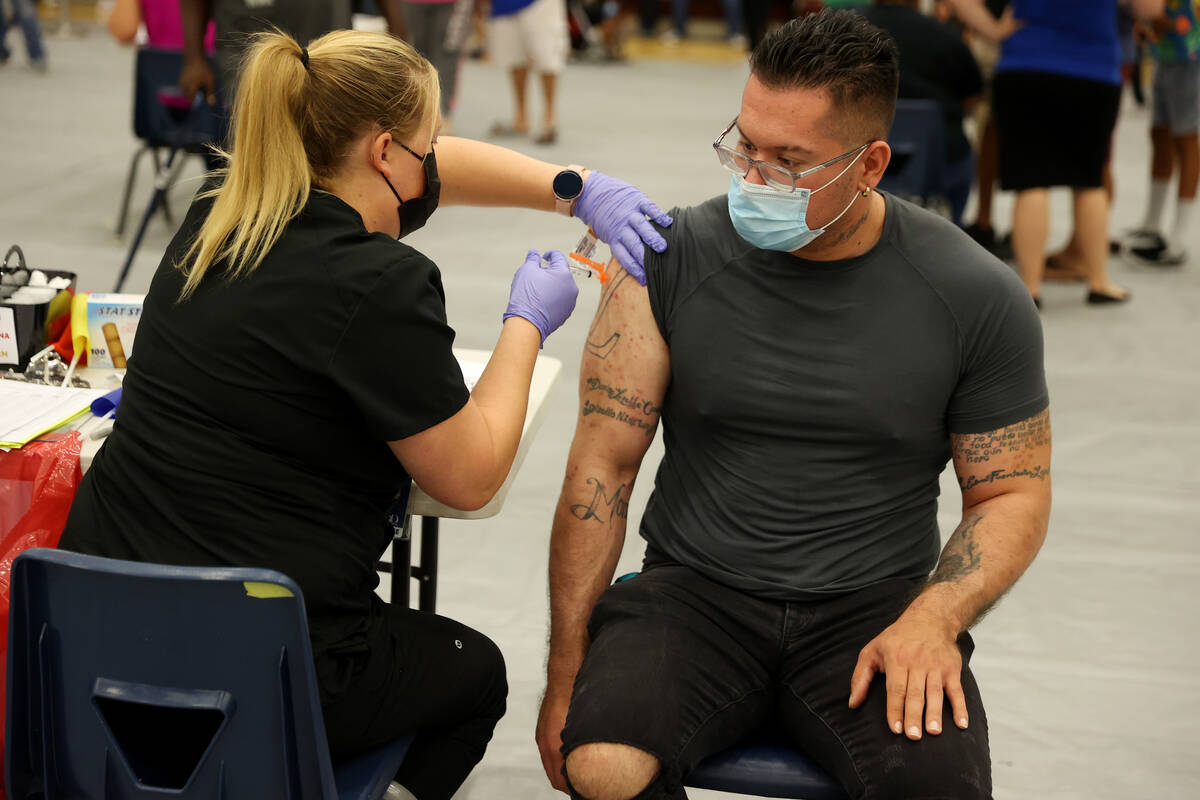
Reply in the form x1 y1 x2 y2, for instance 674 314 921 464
3 28 1199 800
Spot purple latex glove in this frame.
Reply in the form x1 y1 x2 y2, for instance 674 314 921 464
503 250 579 347
573 171 673 285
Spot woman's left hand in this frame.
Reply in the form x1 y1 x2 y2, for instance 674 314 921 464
574 172 673 285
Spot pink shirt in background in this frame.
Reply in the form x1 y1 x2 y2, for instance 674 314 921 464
141 0 216 53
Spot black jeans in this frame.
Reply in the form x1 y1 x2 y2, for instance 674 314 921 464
321 604 508 800
560 565 991 800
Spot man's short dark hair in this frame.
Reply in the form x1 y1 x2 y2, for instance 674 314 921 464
749 10 899 143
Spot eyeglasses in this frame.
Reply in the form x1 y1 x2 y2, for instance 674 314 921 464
712 117 871 193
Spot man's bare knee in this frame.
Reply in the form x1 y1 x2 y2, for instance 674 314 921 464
565 742 660 800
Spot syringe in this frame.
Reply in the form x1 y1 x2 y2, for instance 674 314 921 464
543 228 609 282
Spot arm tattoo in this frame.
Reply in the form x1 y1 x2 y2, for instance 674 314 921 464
928 512 984 586
953 409 1051 490
585 270 632 359
570 477 629 526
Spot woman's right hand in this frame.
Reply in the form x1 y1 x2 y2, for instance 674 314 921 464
502 250 579 346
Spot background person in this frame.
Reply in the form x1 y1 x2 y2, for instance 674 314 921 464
487 0 570 145
58 28 670 800
1128 0 1200 266
536 12 1051 800
108 0 216 51
861 0 984 226
989 0 1164 307
0 0 47 71
402 0 465 134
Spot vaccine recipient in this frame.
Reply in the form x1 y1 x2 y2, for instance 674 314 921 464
60 30 670 800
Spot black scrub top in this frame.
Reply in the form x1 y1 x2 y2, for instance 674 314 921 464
60 188 469 690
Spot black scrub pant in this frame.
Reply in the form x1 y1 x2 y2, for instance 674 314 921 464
560 565 991 800
321 604 508 800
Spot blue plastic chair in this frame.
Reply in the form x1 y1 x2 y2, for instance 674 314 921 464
5 548 413 800
685 736 848 799
878 98 946 206
610 574 848 799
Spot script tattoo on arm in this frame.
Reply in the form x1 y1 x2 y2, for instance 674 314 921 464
951 409 1051 492
585 270 632 359
569 477 630 527
580 376 662 437
928 512 984 586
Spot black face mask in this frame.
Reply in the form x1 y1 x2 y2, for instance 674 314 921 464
381 149 441 239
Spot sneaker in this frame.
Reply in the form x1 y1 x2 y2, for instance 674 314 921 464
659 30 681 46
727 33 748 50
1130 240 1187 266
1123 228 1162 249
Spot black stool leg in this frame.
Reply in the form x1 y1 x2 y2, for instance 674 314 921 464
417 517 439 613
114 146 180 292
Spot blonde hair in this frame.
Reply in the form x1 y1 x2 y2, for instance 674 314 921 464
178 29 440 300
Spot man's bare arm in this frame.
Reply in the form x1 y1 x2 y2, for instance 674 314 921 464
850 408 1052 740
535 261 670 792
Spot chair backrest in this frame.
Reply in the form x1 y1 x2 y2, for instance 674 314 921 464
878 99 946 201
132 48 226 150
5 548 340 800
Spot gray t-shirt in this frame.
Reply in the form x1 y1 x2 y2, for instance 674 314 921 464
641 192 1047 599
214 0 353 99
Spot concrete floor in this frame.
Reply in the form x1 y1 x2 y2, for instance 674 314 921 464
2 24 1199 800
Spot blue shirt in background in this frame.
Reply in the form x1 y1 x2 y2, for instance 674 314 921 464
490 0 537 16
997 0 1121 85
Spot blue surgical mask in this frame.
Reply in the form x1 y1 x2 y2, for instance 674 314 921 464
727 147 867 252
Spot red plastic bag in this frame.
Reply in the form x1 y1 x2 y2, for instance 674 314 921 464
0 432 83 799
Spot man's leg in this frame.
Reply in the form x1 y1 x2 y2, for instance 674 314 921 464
777 580 991 800
560 566 778 800
521 0 567 143
538 72 557 141
321 607 508 800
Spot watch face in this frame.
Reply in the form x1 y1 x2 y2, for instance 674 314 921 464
553 170 584 200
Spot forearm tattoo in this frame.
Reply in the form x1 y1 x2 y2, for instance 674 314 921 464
570 477 630 527
928 512 984 586
952 409 1051 491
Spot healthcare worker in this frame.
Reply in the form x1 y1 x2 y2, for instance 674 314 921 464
60 29 671 800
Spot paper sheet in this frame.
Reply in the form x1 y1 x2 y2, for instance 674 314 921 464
0 381 108 447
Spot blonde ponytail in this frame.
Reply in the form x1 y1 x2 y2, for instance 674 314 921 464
178 30 439 300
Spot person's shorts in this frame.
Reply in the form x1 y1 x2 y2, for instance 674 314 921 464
489 0 569 74
993 69 1120 191
1152 60 1200 135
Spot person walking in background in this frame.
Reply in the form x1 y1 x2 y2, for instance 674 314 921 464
0 0 47 72
403 0 466 135
178 0 406 108
487 0 569 145
1128 0 1200 266
988 0 1164 308
661 0 745 47
861 0 983 227
108 0 216 51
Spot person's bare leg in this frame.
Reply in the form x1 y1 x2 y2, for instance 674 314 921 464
565 743 660 800
1048 158 1114 280
540 71 558 137
1012 188 1050 298
974 118 998 232
1173 132 1199 198
511 65 530 132
1074 186 1126 298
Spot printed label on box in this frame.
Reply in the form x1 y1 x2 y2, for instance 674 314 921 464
0 307 17 365
87 294 145 369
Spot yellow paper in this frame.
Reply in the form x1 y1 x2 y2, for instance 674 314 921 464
243 582 294 599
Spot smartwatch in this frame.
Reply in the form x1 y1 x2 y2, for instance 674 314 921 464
553 165 586 217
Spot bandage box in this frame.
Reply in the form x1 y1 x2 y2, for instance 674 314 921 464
87 294 145 369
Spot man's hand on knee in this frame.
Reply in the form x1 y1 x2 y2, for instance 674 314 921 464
564 743 660 800
847 610 969 741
